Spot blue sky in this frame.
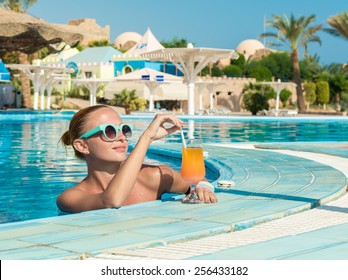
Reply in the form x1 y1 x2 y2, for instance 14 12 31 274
28 0 347 65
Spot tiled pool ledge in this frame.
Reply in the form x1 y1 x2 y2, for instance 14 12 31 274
0 144 347 260
0 109 76 120
254 141 348 158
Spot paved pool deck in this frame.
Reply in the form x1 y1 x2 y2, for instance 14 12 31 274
0 142 348 260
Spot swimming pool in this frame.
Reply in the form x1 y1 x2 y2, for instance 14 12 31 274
1 112 348 224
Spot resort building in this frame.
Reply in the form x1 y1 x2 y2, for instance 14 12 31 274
28 18 291 113
114 32 142 52
40 45 79 65
64 46 121 79
112 28 182 77
236 39 268 60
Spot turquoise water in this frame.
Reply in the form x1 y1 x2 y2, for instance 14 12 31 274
1 113 348 224
128 116 348 143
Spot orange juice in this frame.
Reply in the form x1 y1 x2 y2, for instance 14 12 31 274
181 147 206 184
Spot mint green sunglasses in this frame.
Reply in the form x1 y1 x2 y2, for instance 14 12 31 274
79 123 133 141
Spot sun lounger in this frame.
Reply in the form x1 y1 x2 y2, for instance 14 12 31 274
258 109 298 116
279 109 298 116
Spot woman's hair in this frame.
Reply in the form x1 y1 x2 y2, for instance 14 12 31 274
60 105 111 159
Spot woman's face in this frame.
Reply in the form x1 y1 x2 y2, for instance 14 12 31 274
83 108 129 163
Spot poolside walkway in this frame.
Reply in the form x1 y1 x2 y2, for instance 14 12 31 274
0 142 347 260
98 146 348 260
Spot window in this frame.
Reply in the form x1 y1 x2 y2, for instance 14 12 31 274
124 66 132 74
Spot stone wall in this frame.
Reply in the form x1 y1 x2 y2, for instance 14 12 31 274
192 76 298 112
55 18 110 46
195 76 256 112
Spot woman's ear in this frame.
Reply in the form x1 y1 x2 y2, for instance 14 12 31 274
73 139 89 155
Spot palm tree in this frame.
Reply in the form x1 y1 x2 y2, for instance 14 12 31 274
0 0 37 12
324 11 348 40
260 14 322 113
111 88 138 114
0 0 38 108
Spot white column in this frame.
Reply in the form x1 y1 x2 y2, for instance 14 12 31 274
93 83 98 106
33 84 40 110
209 91 214 110
146 82 158 112
199 91 203 110
188 119 195 140
196 83 204 111
88 82 98 106
275 79 281 116
89 88 93 106
46 86 52 110
187 82 195 115
149 92 154 111
39 87 45 110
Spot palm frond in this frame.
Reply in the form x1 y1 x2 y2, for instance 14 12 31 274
326 11 348 40
323 28 341 37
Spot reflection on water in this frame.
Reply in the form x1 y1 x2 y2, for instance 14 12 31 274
1 117 348 223
0 120 85 223
126 117 348 143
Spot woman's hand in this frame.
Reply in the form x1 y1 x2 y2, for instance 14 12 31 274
195 187 218 203
144 114 184 141
183 181 218 204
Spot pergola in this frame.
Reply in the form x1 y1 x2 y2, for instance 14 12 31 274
130 80 166 112
6 64 72 110
115 68 183 111
261 79 297 116
44 73 70 109
196 79 225 111
71 77 115 106
142 44 238 115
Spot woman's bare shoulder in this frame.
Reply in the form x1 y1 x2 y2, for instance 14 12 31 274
138 164 161 182
138 164 178 191
56 182 97 213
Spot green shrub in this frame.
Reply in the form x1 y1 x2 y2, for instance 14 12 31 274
243 92 269 115
304 82 316 107
279 89 292 108
316 81 330 107
248 65 273 81
222 65 243 77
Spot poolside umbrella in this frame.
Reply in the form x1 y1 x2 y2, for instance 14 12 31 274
110 68 185 111
0 7 83 55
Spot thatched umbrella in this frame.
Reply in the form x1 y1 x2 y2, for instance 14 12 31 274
0 7 83 108
0 7 83 55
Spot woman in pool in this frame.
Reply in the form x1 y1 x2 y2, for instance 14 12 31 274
57 105 217 213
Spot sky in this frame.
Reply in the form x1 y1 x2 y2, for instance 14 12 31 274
28 0 347 65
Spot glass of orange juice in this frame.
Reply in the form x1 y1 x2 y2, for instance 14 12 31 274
181 138 206 204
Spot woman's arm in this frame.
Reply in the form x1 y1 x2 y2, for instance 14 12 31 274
157 165 218 204
102 114 183 208
57 114 184 213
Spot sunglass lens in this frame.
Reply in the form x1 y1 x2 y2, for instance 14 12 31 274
122 125 132 138
105 125 117 140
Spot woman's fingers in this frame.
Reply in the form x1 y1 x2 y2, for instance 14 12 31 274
146 114 184 140
158 114 184 130
196 188 218 203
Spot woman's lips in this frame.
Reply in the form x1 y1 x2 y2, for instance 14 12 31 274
112 146 126 152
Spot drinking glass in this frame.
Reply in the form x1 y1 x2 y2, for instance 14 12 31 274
180 139 206 204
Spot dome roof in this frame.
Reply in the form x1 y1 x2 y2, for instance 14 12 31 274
236 39 265 59
114 32 142 51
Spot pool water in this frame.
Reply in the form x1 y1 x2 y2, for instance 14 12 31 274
1 114 348 224
159 117 348 143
